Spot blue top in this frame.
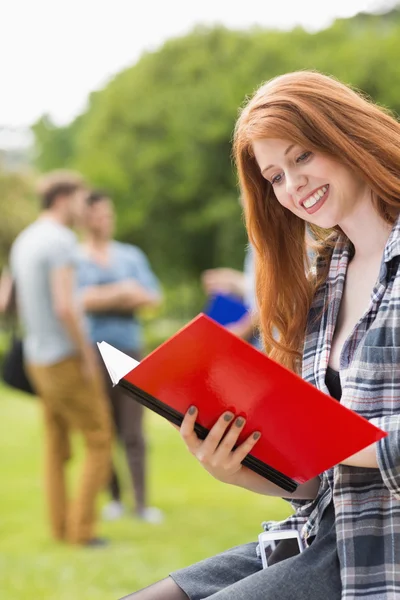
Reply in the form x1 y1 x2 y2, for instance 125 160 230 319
77 241 161 352
204 293 248 327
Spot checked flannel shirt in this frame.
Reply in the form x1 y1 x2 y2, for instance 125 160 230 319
263 217 400 599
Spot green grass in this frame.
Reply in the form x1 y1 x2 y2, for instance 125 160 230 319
0 385 291 599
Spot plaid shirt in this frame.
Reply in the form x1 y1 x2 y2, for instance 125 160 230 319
263 217 400 599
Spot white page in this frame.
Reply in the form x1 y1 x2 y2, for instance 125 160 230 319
97 341 140 385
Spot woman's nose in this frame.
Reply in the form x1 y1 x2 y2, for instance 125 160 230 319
285 171 308 197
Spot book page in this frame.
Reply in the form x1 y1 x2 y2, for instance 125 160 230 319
97 341 140 385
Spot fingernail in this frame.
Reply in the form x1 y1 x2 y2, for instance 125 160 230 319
235 417 245 427
253 432 261 440
188 406 196 415
224 412 234 422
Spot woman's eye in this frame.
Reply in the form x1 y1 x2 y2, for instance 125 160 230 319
296 151 312 163
271 173 283 185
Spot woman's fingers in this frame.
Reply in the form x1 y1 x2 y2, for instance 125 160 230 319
196 411 235 461
180 406 261 476
213 416 247 457
231 430 261 465
180 406 202 453
212 417 261 468
180 407 236 458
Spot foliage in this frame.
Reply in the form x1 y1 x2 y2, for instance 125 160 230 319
0 168 38 267
31 8 400 293
0 388 291 599
31 115 80 173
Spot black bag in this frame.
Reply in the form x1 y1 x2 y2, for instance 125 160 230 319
1 274 35 396
2 333 35 395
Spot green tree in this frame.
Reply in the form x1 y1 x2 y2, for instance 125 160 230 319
31 115 78 172
0 168 38 267
31 9 400 287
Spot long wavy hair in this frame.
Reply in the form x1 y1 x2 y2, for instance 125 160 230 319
233 70 400 373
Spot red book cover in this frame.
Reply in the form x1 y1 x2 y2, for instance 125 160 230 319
99 313 386 493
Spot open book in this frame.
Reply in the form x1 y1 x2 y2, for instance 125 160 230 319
98 314 386 494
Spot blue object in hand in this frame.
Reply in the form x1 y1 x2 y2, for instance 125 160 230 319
204 293 248 327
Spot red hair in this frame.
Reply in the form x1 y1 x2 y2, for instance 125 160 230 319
233 70 400 372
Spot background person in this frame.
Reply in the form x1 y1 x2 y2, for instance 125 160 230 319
78 190 163 523
201 244 261 347
9 171 113 546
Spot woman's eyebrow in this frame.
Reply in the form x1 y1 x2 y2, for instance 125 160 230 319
261 144 295 175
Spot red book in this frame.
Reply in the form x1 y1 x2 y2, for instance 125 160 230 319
98 313 386 493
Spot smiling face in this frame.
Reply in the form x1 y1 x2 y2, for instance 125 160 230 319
252 138 371 230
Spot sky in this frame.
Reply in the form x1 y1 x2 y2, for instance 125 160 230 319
0 0 395 146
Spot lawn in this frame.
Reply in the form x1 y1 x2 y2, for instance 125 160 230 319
0 385 291 599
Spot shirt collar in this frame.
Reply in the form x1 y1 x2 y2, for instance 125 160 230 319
383 213 400 264
326 233 352 283
327 213 400 277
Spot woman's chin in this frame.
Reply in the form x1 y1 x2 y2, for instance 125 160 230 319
308 215 338 230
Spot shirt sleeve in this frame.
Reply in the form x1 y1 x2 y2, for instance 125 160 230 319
48 231 78 270
369 415 400 500
127 246 161 296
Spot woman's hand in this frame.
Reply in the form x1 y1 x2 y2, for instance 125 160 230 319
175 407 319 499
179 406 261 485
201 268 246 297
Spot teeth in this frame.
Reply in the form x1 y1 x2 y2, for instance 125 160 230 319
303 186 328 209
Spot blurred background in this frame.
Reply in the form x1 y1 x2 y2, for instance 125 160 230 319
1 1 400 598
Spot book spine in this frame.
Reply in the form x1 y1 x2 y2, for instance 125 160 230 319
119 379 297 494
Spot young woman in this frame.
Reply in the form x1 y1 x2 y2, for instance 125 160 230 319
122 71 400 599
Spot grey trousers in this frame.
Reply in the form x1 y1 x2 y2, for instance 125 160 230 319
171 503 341 600
98 348 146 511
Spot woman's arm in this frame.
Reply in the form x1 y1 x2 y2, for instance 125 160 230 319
234 465 321 500
0 267 14 313
340 442 378 469
341 418 400 502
